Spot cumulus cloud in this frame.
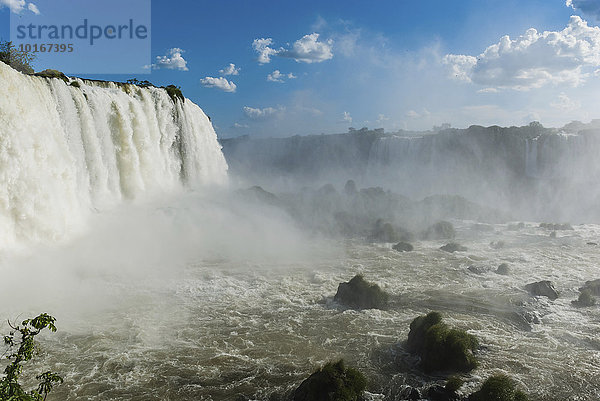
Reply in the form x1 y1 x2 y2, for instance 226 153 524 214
252 33 333 64
243 106 283 119
219 63 240 76
267 70 297 82
567 0 600 20
376 114 390 124
279 33 334 63
200 77 237 93
152 48 189 71
27 2 38 14
443 16 600 90
253 38 280 64
0 0 38 14
550 92 581 111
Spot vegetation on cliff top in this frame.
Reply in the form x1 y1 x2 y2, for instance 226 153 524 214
0 40 35 74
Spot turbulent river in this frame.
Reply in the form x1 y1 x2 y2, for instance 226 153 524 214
5 206 599 401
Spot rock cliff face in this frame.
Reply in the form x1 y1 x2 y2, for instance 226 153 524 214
220 123 600 221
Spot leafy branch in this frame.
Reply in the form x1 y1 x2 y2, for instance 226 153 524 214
1 314 62 401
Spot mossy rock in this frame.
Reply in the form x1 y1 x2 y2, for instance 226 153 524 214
334 275 389 310
392 242 413 252
440 243 467 253
468 374 529 401
445 376 464 392
424 221 456 240
293 360 366 401
69 81 80 88
427 384 461 401
34 69 68 83
406 312 478 373
163 84 184 103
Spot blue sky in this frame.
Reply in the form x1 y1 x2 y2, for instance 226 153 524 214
2 0 600 137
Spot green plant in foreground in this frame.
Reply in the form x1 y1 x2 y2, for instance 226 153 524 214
1 314 62 401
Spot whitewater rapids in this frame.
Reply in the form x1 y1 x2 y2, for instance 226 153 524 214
0 61 227 249
4 214 598 401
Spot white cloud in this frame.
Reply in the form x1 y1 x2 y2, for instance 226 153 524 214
279 33 334 63
477 87 499 93
243 106 283 119
406 110 420 118
233 122 249 128
342 111 352 124
443 16 600 90
200 76 237 93
550 92 581 111
376 114 390 124
267 70 285 82
267 70 297 82
0 0 39 14
567 0 600 20
252 38 279 64
443 54 477 82
27 2 39 14
252 33 333 64
0 0 23 13
152 48 189 71
219 63 240 76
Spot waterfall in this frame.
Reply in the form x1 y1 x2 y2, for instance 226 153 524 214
0 62 228 249
525 138 538 178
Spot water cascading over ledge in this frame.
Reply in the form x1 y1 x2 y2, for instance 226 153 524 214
0 62 228 248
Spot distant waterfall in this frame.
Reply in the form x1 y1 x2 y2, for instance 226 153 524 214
525 138 538 178
0 62 228 248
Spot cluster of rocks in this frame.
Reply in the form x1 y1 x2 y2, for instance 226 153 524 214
303 277 529 401
294 294 528 400
524 278 600 307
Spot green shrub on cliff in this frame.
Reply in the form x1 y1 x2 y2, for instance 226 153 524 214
0 40 35 74
163 85 184 103
34 69 69 83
